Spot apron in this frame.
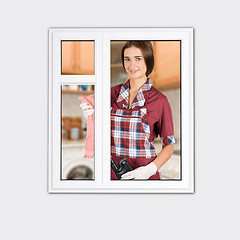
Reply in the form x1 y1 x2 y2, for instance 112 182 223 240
111 79 160 180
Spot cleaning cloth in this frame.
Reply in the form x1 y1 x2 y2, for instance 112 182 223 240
79 94 94 158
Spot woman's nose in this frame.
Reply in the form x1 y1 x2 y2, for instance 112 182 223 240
129 60 137 69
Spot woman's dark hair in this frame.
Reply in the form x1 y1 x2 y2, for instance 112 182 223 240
121 41 154 77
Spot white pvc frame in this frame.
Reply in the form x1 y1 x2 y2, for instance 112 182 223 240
48 27 194 193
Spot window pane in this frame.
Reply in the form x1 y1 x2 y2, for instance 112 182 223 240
61 85 95 180
110 40 181 180
61 41 95 75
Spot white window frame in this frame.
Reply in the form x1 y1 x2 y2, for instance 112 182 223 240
48 27 194 193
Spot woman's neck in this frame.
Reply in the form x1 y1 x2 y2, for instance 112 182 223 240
129 76 148 91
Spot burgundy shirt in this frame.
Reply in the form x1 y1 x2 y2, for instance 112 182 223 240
111 83 174 142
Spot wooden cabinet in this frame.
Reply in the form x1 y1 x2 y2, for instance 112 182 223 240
62 41 95 75
111 41 181 91
150 41 180 91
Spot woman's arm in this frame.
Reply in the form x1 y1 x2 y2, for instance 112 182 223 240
153 144 174 170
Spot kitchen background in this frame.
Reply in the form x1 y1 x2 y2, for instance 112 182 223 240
61 40 181 180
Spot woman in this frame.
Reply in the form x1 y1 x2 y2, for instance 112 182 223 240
81 41 175 180
111 41 175 180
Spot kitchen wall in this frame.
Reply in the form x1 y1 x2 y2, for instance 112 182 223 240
163 88 180 141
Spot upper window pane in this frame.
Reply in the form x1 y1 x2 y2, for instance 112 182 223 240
61 41 95 75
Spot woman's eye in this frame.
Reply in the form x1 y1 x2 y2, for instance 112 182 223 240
136 57 141 61
124 58 130 61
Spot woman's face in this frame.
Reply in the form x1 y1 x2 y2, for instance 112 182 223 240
124 46 147 80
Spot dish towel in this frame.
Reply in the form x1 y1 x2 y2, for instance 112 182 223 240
79 94 94 158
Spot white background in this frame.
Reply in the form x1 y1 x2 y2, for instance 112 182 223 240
0 1 239 239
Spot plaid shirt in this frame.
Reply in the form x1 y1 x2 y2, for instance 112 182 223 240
114 78 175 147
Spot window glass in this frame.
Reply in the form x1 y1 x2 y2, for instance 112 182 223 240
110 40 181 180
62 41 95 75
61 85 95 180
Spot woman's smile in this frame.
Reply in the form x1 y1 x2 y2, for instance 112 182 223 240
130 69 138 74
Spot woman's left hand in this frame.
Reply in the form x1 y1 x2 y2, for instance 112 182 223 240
121 162 157 180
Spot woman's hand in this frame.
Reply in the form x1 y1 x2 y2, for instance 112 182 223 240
80 102 94 119
121 162 157 180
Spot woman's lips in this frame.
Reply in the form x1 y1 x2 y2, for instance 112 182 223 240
130 70 138 74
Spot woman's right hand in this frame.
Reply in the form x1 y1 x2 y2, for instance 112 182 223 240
80 102 94 119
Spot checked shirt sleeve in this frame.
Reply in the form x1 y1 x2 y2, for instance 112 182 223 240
160 135 176 146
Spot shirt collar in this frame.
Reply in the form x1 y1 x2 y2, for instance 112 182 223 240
117 78 152 109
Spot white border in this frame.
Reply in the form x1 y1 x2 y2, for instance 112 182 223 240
48 28 194 193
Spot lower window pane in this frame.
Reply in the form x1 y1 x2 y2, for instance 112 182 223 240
61 85 95 180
